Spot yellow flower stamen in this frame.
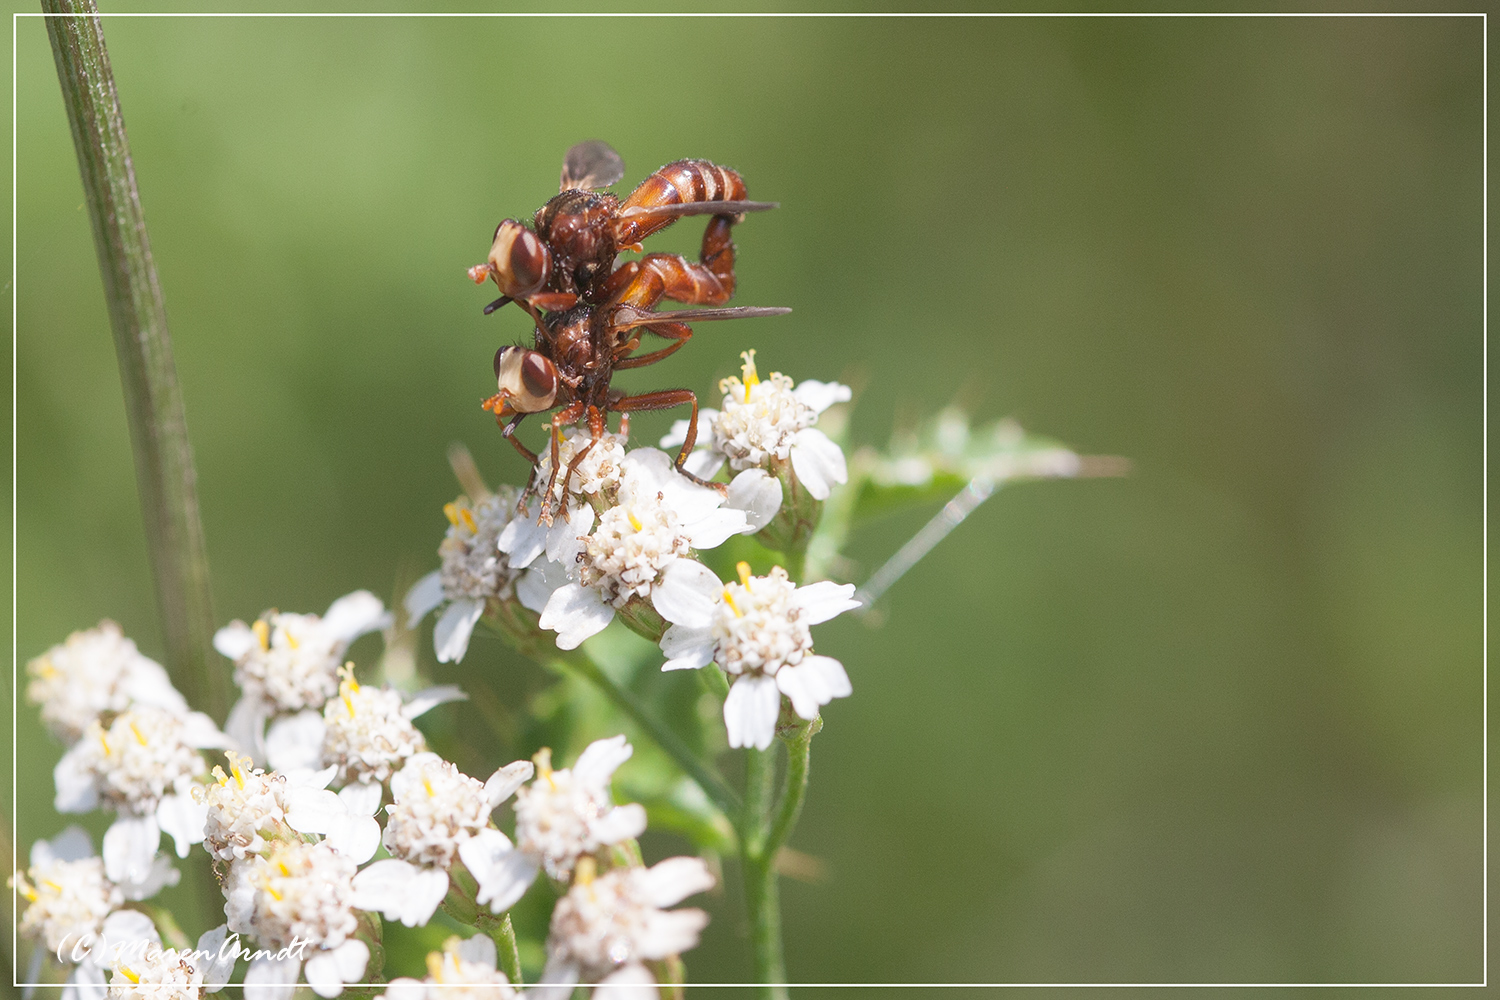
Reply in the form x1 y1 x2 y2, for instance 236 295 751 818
227 752 248 789
723 588 743 618
533 747 555 790
34 657 56 678
98 730 111 756
253 619 270 652
627 509 643 532
338 663 359 716
42 879 62 892
423 775 435 797
460 507 477 533
129 720 148 746
266 883 283 901
213 765 230 788
740 349 760 402
284 629 300 650
574 855 597 887
443 502 461 527
426 952 444 982
737 561 753 588
119 967 140 985
12 873 38 902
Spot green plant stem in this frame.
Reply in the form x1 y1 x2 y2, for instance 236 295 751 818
741 746 786 1000
43 0 223 721
555 654 740 819
767 724 813 864
476 912 523 986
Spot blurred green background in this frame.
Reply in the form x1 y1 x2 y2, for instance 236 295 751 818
6 9 1485 987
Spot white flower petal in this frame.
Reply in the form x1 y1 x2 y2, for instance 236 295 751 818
401 684 467 719
659 409 717 450
213 621 258 661
242 955 300 1000
660 625 715 672
458 828 538 914
683 447 726 481
181 710 235 750
651 560 723 628
100 908 160 950
595 962 660 1000
727 468 783 532
35 825 93 866
351 859 449 927
591 803 648 845
792 580 861 624
792 379 852 414
264 709 326 774
284 786 344 834
538 583 614 650
775 654 852 720
64 961 106 1000
640 856 716 907
639 909 711 960
53 744 98 813
197 924 237 992
321 590 392 644
155 793 208 857
497 506 548 568
102 814 161 887
403 570 445 624
535 956 581 1000
118 853 181 902
789 427 847 500
516 564 562 613
680 507 747 551
723 675 780 750
457 934 497 968
573 734 633 786
224 696 269 763
434 598 485 664
545 503 594 565
485 760 535 807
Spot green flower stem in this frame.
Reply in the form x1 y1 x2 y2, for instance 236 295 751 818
43 0 224 720
766 721 815 863
555 653 741 820
741 746 786 1000
476 911 523 986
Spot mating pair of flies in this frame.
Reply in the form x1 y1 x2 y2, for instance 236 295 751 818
468 140 788 521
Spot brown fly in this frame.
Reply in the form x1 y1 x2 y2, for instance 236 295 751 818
470 142 788 521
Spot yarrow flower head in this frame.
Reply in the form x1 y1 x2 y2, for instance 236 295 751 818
458 735 645 916
380 936 515 1000
655 561 861 749
197 751 294 864
531 448 748 649
15 828 169 997
534 856 714 1000
349 752 532 928
663 349 851 499
406 489 528 663
53 704 230 886
26 621 188 745
223 840 369 999
320 665 430 786
217 591 391 717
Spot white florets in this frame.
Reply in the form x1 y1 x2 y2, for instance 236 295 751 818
16 856 122 953
108 947 203 1000
197 752 288 863
533 428 629 511
383 754 490 870
382 938 515 1000
231 614 346 714
74 707 206 815
545 858 711 984
578 497 691 608
513 750 643 882
223 841 359 951
322 673 427 786
439 490 522 603
26 621 186 745
713 360 816 471
712 566 811 679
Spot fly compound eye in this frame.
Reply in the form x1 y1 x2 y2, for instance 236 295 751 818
488 220 549 299
521 352 557 400
495 347 558 413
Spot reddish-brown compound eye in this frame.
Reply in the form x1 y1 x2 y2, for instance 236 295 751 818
487 220 549 299
493 347 559 414
521 352 557 399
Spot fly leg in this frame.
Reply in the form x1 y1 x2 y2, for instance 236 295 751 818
538 400 587 525
610 388 724 494
612 322 693 371
553 406 607 521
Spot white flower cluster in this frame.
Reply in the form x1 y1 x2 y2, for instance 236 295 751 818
26 621 188 744
382 936 515 1000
